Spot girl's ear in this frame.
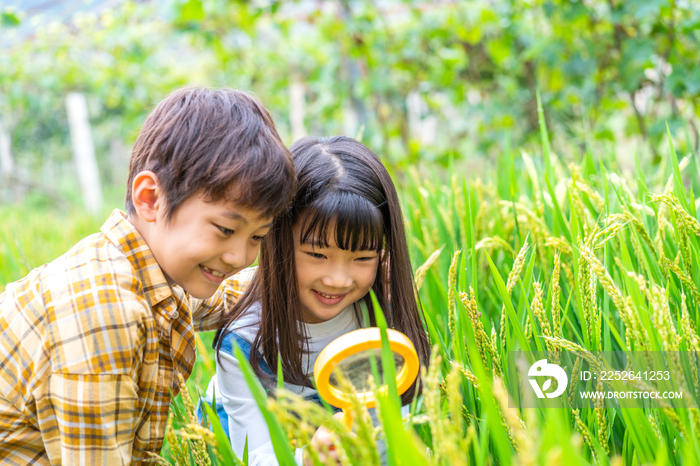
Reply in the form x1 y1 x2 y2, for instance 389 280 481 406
131 170 162 223
380 249 391 301
380 250 391 273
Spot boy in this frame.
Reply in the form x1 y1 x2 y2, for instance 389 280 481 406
0 87 295 465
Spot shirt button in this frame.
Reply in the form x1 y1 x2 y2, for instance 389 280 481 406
170 311 179 320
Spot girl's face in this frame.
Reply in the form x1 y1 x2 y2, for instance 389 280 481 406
293 221 380 323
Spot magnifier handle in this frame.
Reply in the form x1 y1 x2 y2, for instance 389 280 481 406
340 409 354 430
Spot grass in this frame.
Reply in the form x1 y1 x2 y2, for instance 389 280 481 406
2 120 699 464
0 206 104 289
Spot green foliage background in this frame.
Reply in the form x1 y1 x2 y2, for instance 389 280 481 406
1 0 700 202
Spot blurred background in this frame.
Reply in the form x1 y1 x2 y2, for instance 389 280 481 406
1 0 699 214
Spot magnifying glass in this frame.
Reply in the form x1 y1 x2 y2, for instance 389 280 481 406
313 328 420 429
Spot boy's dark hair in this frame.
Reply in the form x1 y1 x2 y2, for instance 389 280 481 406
125 87 295 220
216 135 430 406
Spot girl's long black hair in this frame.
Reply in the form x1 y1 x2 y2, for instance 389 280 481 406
215 135 430 404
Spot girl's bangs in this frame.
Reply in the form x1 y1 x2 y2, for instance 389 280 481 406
298 191 384 252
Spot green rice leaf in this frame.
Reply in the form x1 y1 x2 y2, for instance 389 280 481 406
667 123 690 213
486 252 531 352
372 292 429 466
200 397 241 465
233 344 297 465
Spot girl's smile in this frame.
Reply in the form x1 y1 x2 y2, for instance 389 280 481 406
312 289 347 305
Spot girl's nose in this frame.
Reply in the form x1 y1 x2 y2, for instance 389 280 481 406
321 270 353 289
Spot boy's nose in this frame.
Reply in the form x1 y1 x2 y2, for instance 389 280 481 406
221 244 247 270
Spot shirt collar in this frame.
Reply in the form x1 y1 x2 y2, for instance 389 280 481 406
303 304 357 337
100 209 172 308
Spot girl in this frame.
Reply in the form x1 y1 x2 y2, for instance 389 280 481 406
205 136 430 465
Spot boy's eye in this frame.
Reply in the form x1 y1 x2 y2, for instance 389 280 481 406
218 226 235 236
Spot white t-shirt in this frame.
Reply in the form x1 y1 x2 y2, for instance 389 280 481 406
205 301 360 465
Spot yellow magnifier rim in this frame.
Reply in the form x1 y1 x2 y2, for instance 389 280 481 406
313 328 420 409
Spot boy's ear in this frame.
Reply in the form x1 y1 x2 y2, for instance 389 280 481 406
131 171 162 223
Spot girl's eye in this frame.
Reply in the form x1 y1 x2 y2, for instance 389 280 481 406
356 256 377 262
251 235 266 243
218 226 235 236
307 252 325 259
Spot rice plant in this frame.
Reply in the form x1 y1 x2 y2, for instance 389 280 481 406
397 122 700 464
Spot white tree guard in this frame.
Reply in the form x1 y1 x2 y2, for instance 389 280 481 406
66 92 103 215
289 80 307 142
0 118 13 175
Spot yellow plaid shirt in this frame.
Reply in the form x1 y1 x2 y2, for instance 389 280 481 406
0 209 252 465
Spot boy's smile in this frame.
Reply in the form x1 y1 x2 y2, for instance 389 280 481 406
130 181 273 299
201 265 229 281
293 222 379 323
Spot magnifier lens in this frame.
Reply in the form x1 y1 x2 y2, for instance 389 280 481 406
328 348 406 393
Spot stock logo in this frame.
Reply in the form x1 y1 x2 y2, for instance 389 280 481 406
528 359 568 398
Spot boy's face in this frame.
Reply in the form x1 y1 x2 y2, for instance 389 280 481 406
293 221 380 323
150 193 273 299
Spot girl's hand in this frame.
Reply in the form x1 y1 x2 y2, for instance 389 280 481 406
303 412 345 466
